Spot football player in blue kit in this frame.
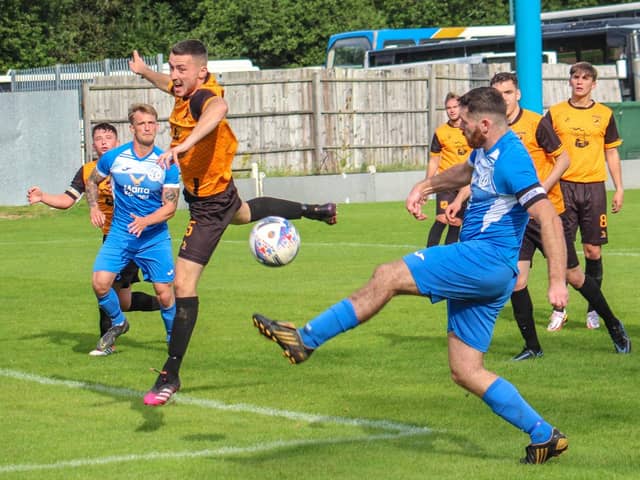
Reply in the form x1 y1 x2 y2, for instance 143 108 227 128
253 87 570 464
87 103 181 353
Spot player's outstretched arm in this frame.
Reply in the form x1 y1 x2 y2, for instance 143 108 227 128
27 186 76 209
129 50 172 93
156 96 229 169
406 163 472 220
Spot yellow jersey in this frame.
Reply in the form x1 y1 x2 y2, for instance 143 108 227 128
430 122 471 173
546 100 622 183
510 108 565 214
169 74 238 197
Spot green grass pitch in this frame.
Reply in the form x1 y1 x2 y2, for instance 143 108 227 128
1 193 638 479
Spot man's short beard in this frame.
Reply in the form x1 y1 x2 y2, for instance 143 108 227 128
465 127 485 148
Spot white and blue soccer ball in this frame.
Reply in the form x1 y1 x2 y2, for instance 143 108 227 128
249 216 300 267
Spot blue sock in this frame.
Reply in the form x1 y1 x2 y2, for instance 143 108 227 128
97 289 126 327
299 299 359 349
482 377 553 444
161 303 176 343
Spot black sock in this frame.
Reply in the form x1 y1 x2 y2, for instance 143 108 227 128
426 221 446 247
129 292 161 311
511 287 541 352
247 197 302 222
99 308 111 337
584 257 603 312
444 225 460 245
576 276 624 342
164 296 199 378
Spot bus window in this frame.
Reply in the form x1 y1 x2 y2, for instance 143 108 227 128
382 39 417 48
327 37 372 68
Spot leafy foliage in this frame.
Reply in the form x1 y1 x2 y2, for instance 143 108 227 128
0 0 634 71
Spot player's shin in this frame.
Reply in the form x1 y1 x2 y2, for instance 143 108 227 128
97 288 126 326
130 291 161 311
299 299 359 349
247 197 302 222
482 377 552 444
163 296 199 378
161 302 176 343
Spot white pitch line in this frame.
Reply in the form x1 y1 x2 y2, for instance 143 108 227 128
0 430 426 474
1 368 433 474
0 368 430 434
1 236 640 256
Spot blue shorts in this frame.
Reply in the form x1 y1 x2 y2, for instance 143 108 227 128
403 240 516 353
93 231 175 284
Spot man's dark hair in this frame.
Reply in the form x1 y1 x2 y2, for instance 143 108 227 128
490 71 518 88
459 87 507 118
570 61 598 81
92 123 117 138
171 39 208 64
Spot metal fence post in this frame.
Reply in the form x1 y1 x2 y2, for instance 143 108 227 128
55 64 62 91
311 70 325 174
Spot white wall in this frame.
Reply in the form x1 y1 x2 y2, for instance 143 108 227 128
0 91 81 206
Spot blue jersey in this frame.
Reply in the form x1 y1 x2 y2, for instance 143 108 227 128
404 129 546 352
96 142 180 240
461 129 544 271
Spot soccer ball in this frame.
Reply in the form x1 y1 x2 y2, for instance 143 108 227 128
249 216 300 267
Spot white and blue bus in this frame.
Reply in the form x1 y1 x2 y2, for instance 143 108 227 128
325 2 640 70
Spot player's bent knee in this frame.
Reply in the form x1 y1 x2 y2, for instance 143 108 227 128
153 282 174 304
371 260 418 294
231 202 251 225
566 267 585 289
92 272 114 297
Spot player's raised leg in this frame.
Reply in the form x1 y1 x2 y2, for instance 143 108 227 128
253 259 417 362
235 198 337 225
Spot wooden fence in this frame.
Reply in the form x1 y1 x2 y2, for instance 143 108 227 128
84 63 622 174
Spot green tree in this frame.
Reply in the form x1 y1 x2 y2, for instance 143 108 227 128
0 0 190 71
0 1 53 71
191 0 385 67
1 0 637 71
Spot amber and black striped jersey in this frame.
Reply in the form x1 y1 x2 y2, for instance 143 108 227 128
65 160 113 234
510 108 565 214
168 74 238 198
430 122 471 173
546 100 622 183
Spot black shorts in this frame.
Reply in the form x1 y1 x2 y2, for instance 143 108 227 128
178 180 243 266
101 235 140 287
560 180 608 246
434 190 466 219
116 260 141 288
518 216 580 269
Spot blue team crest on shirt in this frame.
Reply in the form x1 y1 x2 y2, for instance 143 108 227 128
146 165 165 182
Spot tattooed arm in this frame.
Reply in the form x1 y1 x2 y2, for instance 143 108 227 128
86 168 108 228
127 186 180 237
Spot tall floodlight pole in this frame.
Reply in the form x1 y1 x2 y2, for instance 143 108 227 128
515 0 542 113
